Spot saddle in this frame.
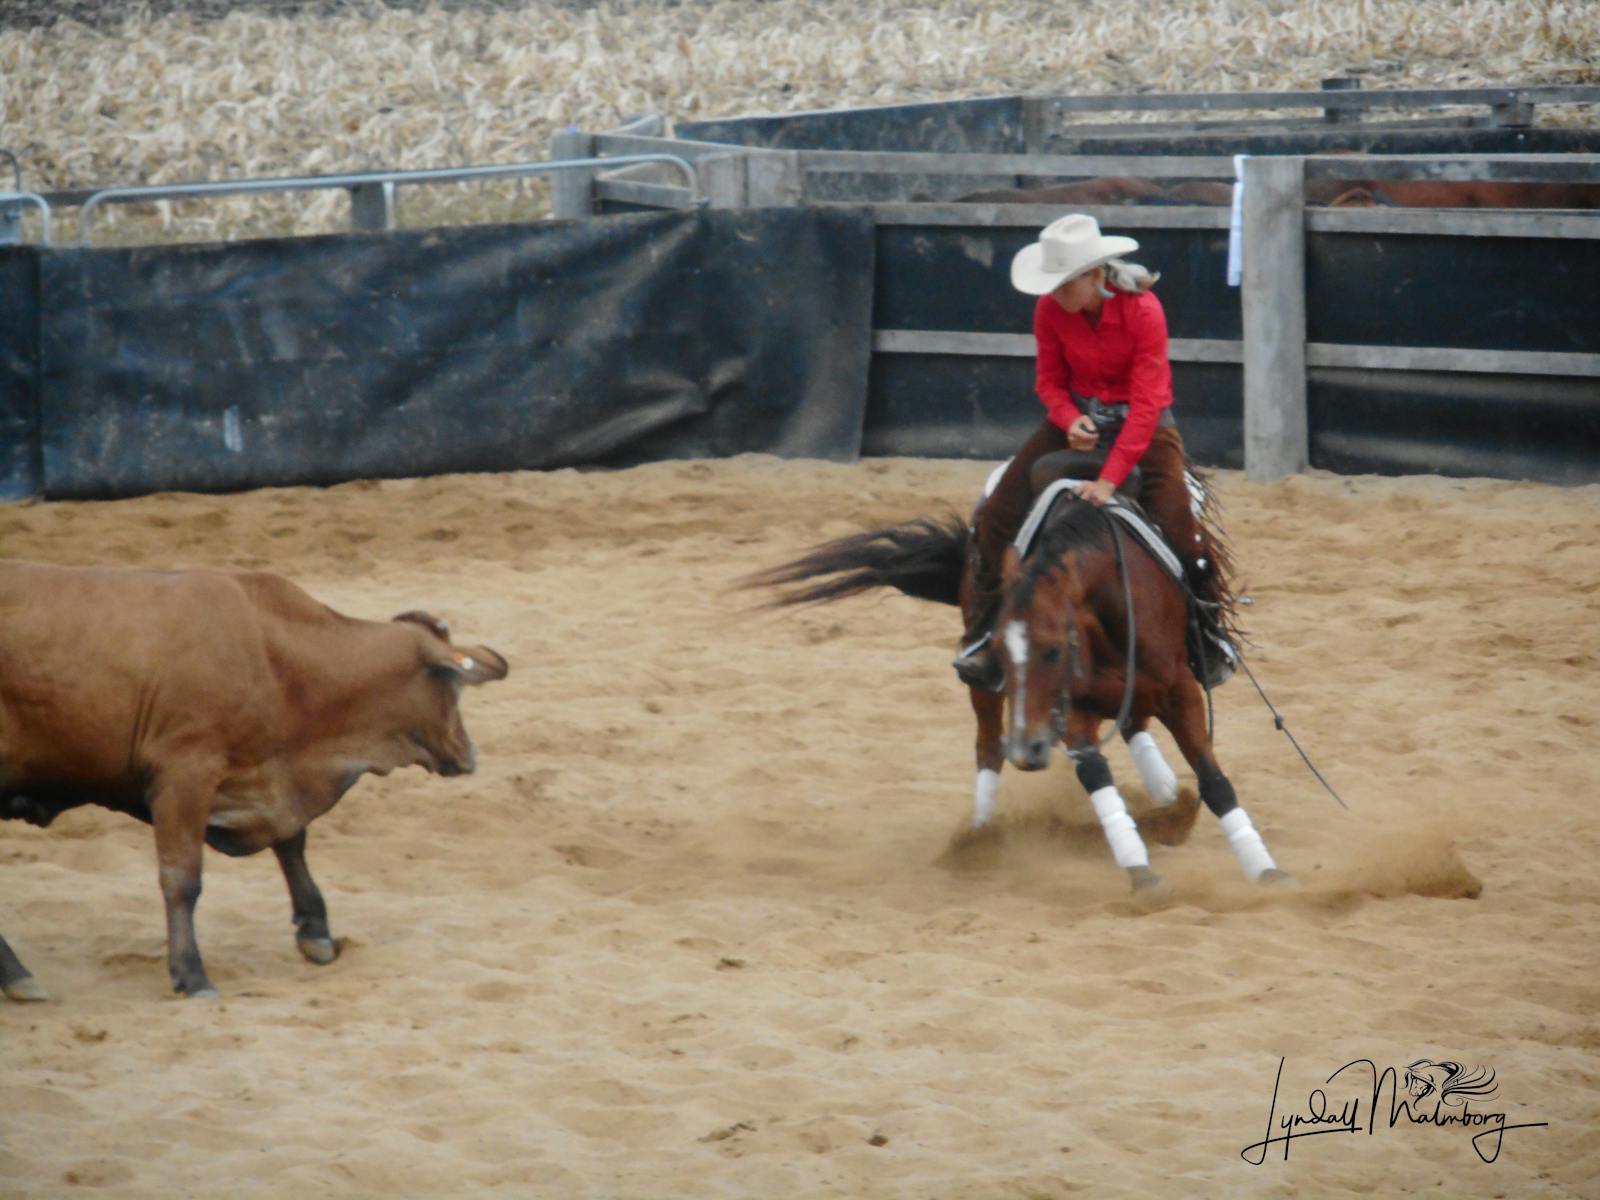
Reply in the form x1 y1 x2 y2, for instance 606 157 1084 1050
979 448 1234 688
1012 469 1185 585
1014 461 1235 686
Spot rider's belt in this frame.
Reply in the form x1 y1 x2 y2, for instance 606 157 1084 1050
1073 393 1175 439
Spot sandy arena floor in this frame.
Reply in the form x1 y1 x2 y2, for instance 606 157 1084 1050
1 456 1597 1198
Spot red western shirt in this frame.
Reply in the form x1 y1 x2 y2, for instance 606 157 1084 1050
1032 288 1174 488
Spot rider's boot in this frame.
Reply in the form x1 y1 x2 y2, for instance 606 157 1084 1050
953 628 1005 693
1183 555 1237 688
1187 604 1238 689
952 585 1005 693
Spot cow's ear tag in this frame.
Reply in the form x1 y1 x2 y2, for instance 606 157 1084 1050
453 653 476 672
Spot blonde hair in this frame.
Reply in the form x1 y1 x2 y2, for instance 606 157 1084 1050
1103 259 1160 294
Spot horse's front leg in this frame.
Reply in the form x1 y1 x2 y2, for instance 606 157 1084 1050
1158 678 1293 887
969 685 1006 828
1121 718 1179 807
1063 709 1166 897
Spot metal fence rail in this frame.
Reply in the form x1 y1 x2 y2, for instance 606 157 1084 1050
70 154 702 245
1035 84 1600 122
0 191 54 246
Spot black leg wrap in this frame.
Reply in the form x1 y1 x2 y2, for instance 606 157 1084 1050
1197 767 1237 818
1074 751 1114 795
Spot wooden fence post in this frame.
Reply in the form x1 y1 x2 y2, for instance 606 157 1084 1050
1241 155 1308 481
747 151 803 207
549 129 595 219
698 153 748 209
348 181 394 232
1319 76 1361 124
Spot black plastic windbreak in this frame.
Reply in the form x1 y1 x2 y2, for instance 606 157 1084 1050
1304 227 1600 481
0 248 40 500
34 206 875 500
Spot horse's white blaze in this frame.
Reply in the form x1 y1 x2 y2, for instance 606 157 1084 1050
1003 620 1028 667
973 768 1000 827
1089 786 1150 870
1003 620 1030 742
1219 807 1277 880
1127 731 1180 807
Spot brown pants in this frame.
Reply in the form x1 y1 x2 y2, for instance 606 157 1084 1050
964 418 1230 640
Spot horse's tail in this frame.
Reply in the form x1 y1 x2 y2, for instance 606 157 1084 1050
742 514 969 609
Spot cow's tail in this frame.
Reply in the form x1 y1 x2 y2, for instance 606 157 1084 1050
741 514 969 609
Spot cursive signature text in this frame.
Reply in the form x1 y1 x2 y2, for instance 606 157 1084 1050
1241 1057 1548 1165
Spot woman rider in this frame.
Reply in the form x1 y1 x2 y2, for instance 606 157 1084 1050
952 213 1238 693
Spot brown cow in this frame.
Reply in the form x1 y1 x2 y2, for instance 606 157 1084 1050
957 177 1242 206
959 176 1600 210
957 177 1177 205
1321 179 1600 209
0 561 508 1000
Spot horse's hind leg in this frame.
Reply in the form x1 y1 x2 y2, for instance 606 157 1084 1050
1 933 47 1002
1122 718 1201 848
969 686 1006 828
1158 681 1293 886
1064 710 1166 897
1121 719 1179 807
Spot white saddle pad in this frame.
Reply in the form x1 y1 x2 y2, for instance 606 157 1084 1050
1012 480 1185 582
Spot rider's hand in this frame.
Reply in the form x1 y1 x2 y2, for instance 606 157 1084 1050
1067 414 1099 452
1076 477 1117 507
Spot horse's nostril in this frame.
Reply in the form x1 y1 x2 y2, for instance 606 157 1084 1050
1007 737 1053 772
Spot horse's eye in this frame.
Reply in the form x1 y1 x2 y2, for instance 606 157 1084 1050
1041 646 1063 666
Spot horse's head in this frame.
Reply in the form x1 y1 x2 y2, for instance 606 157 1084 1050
994 545 1090 771
1403 1060 1498 1106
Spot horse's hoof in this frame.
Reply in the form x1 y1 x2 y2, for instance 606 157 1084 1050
3 976 48 1002
1258 868 1299 890
1128 867 1172 906
175 975 221 999
297 936 338 965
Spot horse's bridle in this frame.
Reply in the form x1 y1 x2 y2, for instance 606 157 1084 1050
1051 501 1139 754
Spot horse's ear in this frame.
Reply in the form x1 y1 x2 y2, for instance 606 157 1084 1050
1000 546 1022 586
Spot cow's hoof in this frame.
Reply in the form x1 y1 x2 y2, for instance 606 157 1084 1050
297 935 338 965
1128 866 1172 907
1258 868 1299 890
3 975 48 1002
184 985 222 1000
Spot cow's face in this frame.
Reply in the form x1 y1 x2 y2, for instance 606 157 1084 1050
388 612 509 777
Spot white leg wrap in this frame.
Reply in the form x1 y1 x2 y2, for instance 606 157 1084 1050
1219 807 1277 880
1089 787 1149 870
1126 731 1179 807
973 768 1000 828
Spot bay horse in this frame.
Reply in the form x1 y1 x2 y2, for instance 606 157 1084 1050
745 470 1292 897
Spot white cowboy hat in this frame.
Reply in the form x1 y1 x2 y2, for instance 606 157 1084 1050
1010 213 1140 295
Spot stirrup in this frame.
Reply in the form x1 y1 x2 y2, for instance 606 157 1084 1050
1192 632 1237 689
953 633 1004 693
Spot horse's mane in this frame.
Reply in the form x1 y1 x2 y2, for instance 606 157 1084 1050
1010 500 1115 611
1016 494 1244 643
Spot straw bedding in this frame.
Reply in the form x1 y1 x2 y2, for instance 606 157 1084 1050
3 0 1597 242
